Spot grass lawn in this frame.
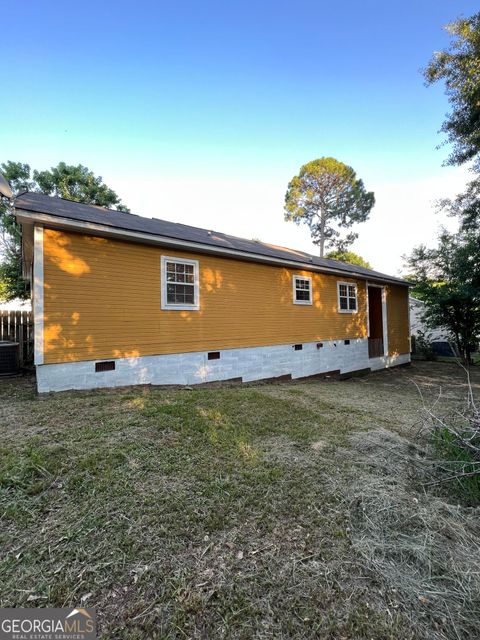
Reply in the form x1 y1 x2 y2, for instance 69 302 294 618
1 362 479 639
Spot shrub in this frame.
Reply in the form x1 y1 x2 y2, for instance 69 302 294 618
414 331 437 361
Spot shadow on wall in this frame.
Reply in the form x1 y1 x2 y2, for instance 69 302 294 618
43 232 146 361
178 267 229 324
46 230 91 276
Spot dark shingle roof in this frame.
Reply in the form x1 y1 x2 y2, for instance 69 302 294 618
14 191 408 285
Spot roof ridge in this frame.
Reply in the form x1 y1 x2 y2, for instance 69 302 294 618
18 191 139 217
14 191 409 285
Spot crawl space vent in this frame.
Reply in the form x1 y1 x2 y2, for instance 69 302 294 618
95 361 115 373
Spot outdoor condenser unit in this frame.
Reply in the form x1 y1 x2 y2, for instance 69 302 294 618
0 341 20 376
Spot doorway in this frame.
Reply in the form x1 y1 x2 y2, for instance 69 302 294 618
368 286 385 358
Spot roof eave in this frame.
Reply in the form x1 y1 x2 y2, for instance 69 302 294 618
14 208 410 287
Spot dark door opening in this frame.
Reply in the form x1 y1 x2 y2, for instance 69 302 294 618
368 286 384 358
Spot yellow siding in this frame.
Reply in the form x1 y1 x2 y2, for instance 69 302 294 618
386 285 410 355
42 228 372 364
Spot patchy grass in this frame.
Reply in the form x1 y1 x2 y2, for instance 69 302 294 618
1 362 479 639
432 425 480 504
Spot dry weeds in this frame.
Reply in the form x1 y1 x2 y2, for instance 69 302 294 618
337 427 480 640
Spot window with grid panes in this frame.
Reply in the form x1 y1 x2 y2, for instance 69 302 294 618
337 282 357 312
293 276 312 304
161 257 199 310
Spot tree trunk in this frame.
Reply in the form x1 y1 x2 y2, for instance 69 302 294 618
457 336 471 367
465 344 473 367
453 333 465 364
319 210 326 257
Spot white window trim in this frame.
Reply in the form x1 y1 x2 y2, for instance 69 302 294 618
337 281 358 314
33 226 44 365
161 255 200 311
293 275 313 305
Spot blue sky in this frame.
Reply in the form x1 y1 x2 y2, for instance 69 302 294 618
1 1 478 273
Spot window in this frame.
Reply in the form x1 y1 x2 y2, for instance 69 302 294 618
161 256 199 310
293 275 312 305
337 282 357 313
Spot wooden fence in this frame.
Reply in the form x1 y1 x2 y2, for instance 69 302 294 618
0 309 33 365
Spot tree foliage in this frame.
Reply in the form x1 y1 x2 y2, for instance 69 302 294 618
325 250 372 269
405 231 480 365
0 162 36 300
284 157 374 257
406 10 480 365
33 163 130 211
438 175 480 232
424 12 480 169
401 274 426 301
0 161 129 301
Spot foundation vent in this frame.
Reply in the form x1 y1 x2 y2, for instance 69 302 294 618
95 361 115 373
293 344 303 351
208 351 220 360
344 339 351 345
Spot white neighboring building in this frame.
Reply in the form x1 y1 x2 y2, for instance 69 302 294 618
409 297 449 340
409 296 456 355
0 298 31 311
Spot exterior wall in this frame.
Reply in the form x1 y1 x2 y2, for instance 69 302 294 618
410 297 449 341
37 338 373 392
386 284 410 356
41 228 370 365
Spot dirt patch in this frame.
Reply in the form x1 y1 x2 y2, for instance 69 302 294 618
310 439 327 452
256 435 318 467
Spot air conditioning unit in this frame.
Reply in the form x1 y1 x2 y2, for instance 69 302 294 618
0 341 20 376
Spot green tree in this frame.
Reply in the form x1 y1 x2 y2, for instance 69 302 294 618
325 250 372 269
284 157 374 257
33 163 130 211
0 161 129 301
401 274 426 301
425 12 480 231
405 231 480 365
438 175 480 232
424 12 480 169
0 162 36 300
407 10 480 365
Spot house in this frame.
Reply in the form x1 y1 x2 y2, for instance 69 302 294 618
409 296 455 357
15 192 411 392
